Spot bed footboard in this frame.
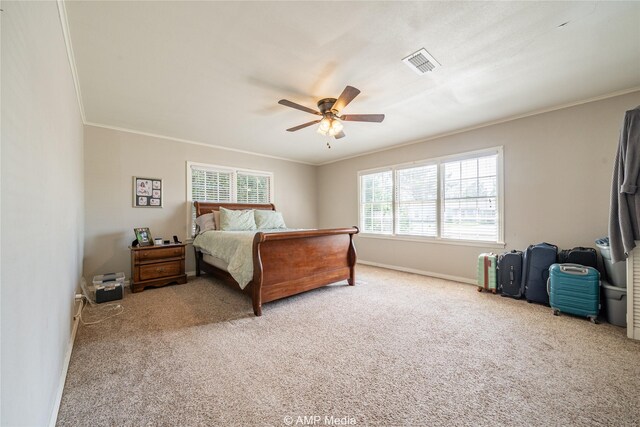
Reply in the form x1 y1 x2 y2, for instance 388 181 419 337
251 227 358 316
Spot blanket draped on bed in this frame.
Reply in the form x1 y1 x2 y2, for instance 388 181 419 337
193 229 295 289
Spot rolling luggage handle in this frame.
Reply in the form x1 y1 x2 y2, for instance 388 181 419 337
547 264 588 295
559 264 589 275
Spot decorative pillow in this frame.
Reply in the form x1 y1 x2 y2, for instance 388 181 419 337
195 212 216 234
219 207 256 231
213 210 220 230
254 210 287 229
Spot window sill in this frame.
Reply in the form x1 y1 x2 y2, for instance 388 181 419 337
358 233 506 249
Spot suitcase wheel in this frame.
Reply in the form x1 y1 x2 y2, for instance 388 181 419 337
477 287 483 293
553 309 560 316
527 300 532 304
589 316 599 324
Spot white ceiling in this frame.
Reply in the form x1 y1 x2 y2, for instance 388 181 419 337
64 1 640 165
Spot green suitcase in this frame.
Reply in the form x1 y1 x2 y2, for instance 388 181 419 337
477 253 498 294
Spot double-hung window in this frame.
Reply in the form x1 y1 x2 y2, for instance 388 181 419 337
396 164 438 237
441 154 498 241
360 170 393 234
358 147 503 244
187 162 273 236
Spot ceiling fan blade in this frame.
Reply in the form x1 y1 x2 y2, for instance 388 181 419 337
332 86 360 113
340 114 385 123
278 99 322 116
334 131 346 139
286 120 321 132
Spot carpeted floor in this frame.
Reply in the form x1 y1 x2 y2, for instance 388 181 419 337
57 265 640 426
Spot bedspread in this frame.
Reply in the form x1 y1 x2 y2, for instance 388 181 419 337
193 229 296 289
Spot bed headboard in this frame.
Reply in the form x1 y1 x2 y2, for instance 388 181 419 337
194 202 276 217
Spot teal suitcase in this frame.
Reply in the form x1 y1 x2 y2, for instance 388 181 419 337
548 263 600 323
477 253 497 294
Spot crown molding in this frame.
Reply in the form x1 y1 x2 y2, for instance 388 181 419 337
84 122 315 165
318 86 640 166
56 0 639 168
57 0 86 123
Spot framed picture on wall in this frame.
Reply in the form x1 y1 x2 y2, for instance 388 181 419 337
133 177 162 208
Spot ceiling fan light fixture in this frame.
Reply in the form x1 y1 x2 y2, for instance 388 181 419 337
330 119 343 133
318 117 332 132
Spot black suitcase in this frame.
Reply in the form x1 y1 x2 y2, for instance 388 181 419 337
523 242 558 305
557 247 598 270
498 250 523 298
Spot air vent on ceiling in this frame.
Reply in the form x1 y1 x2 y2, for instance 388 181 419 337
402 48 440 75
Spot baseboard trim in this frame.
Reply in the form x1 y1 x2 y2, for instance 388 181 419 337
48 299 83 427
357 260 476 285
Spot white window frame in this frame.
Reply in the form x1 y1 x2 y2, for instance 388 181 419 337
186 161 275 239
357 147 504 248
359 167 394 235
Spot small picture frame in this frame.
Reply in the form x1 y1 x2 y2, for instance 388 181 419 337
133 177 162 208
134 227 153 246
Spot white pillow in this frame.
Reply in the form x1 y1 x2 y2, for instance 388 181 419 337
195 213 216 234
219 207 257 231
254 210 287 229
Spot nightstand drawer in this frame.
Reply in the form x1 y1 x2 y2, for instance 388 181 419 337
139 261 182 281
136 246 184 262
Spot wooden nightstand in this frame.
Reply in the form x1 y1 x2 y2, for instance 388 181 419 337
130 244 187 292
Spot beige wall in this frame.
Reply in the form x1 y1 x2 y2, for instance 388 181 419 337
83 126 318 280
1 2 85 426
317 91 640 283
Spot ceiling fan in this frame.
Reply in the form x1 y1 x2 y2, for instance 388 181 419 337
278 86 385 145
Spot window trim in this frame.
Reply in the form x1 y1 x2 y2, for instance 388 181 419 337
357 146 504 246
185 161 275 240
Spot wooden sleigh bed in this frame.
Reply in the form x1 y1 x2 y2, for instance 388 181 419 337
193 202 359 316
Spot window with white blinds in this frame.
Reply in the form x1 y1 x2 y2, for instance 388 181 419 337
360 170 393 234
396 164 438 237
191 168 232 203
236 173 271 204
187 162 273 236
358 148 502 243
442 155 498 241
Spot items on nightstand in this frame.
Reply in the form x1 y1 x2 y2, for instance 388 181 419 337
133 227 153 246
91 272 125 303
